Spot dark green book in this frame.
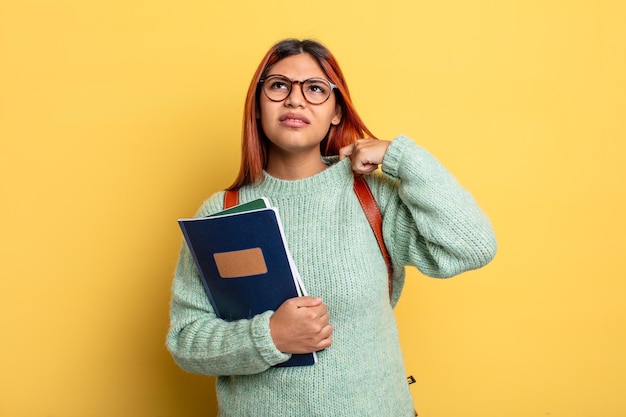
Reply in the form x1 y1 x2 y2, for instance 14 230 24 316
208 197 270 217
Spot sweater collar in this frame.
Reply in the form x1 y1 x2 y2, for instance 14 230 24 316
254 156 353 197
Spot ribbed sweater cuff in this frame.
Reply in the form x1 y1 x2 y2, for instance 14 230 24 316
251 310 291 366
381 135 412 179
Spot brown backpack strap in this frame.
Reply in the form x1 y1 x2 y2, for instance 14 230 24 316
223 189 239 209
223 177 393 300
352 175 393 300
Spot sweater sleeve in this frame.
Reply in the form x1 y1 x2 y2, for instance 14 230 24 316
378 135 497 278
166 192 290 376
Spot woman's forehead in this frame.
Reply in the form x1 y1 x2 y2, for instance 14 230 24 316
267 54 326 79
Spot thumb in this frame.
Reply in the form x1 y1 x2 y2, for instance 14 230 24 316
293 296 323 308
338 143 354 161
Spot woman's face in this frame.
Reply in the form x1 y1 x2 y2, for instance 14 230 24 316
259 53 342 158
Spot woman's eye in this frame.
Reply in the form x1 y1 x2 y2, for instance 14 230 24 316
270 81 288 90
308 83 327 95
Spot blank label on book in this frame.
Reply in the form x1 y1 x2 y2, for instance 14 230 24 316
213 247 268 278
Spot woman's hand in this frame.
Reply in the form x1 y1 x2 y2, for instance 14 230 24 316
269 296 333 354
339 138 391 175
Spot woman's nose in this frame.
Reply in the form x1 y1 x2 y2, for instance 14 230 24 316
284 82 305 107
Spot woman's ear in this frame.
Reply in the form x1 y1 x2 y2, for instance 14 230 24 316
331 104 342 125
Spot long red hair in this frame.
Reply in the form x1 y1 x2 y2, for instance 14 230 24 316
228 39 377 190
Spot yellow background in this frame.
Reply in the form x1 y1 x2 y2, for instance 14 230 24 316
1 1 624 416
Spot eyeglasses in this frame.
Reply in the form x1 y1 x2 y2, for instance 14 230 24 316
259 74 338 105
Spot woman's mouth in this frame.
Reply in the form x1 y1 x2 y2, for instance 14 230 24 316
279 113 310 127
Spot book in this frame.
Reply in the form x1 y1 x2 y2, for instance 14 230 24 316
178 200 316 367
208 197 271 217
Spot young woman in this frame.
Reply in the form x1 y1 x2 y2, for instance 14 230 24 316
167 38 497 417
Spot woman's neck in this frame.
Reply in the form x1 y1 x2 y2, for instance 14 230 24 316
265 149 327 180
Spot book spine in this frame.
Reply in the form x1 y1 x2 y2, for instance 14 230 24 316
178 222 222 319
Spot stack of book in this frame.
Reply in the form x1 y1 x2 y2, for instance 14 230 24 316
178 198 316 367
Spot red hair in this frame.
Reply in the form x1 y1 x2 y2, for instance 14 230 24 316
228 39 377 190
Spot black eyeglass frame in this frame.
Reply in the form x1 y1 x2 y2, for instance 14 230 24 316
259 74 338 105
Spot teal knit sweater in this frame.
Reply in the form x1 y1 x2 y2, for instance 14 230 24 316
167 135 497 416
